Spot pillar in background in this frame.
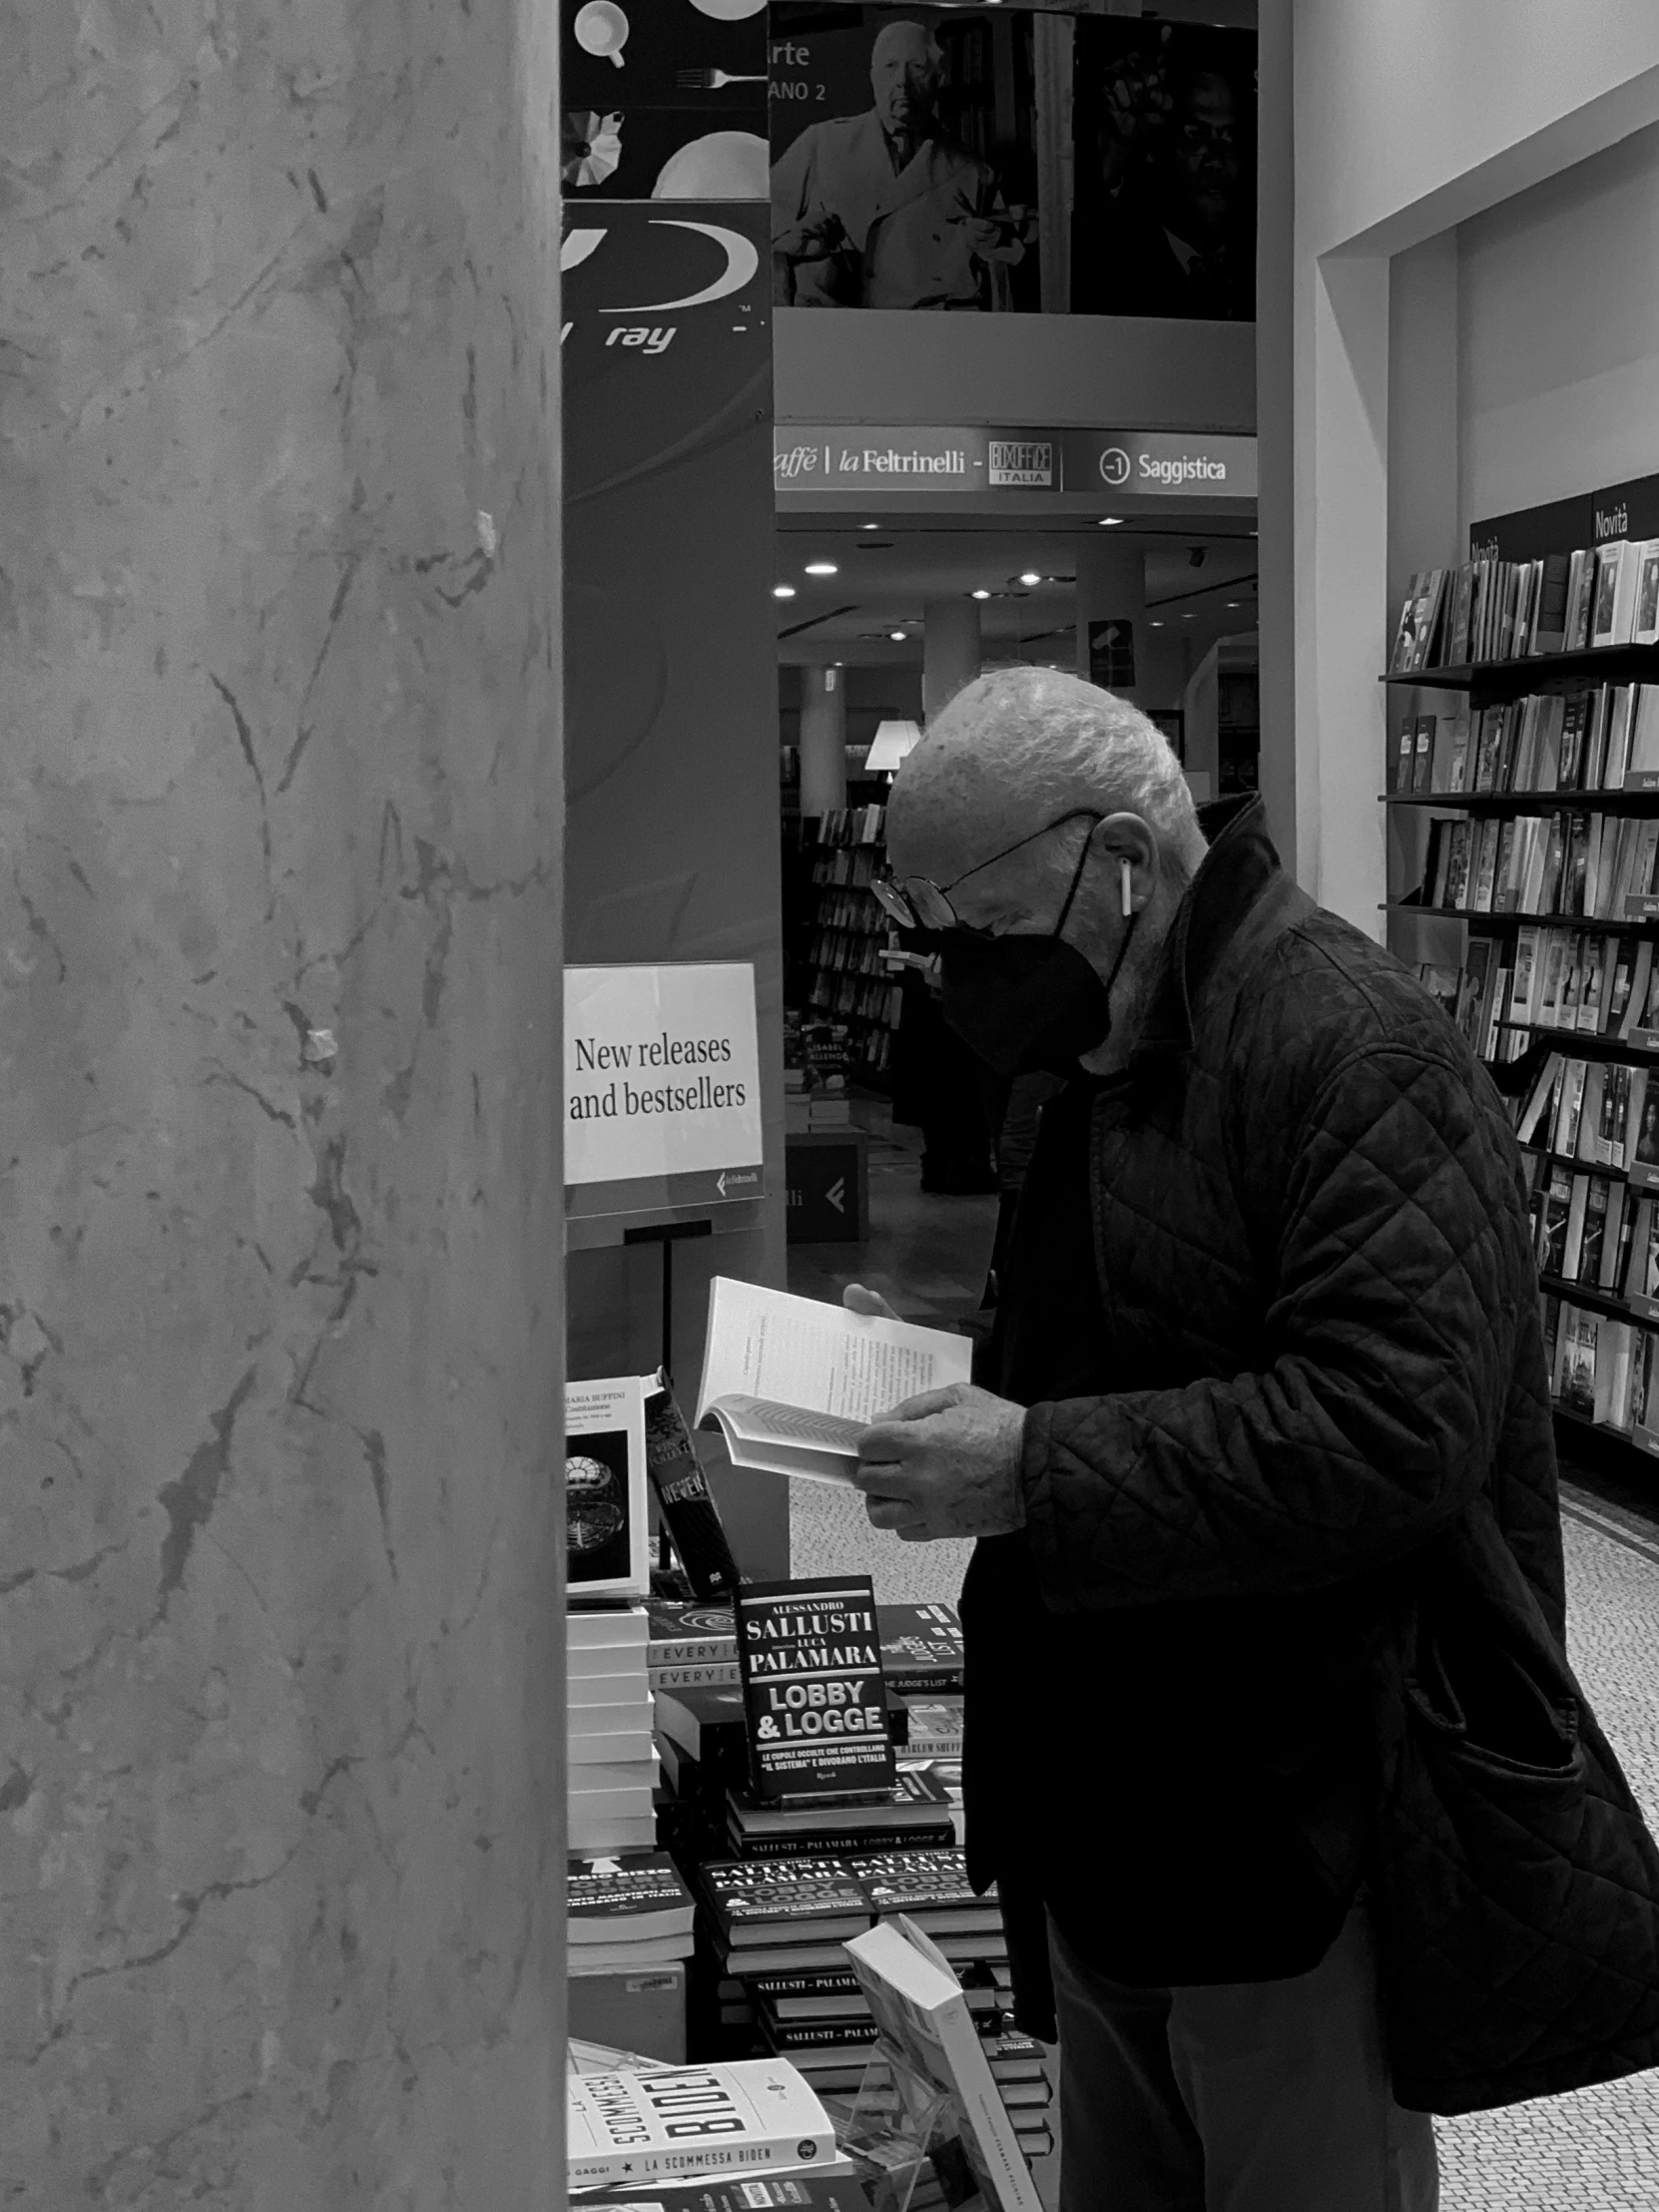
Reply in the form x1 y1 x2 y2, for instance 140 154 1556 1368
800 665 848 816
923 599 982 724
1074 538 1146 704
0 4 565 2202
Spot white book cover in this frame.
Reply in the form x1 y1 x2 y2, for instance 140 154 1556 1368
567 2060 834 2190
1636 541 1659 647
695 1277 972 1485
567 1377 652 1602
842 1919 1043 2212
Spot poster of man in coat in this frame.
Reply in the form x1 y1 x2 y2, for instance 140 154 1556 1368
770 6 1039 311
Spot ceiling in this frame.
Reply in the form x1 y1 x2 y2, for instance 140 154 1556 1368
772 516 1260 668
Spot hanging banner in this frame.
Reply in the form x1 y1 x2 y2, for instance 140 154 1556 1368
565 962 764 1215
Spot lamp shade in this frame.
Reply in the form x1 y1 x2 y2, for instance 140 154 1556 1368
864 719 922 775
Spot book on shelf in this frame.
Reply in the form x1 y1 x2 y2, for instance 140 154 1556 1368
694 1278 972 1485
567 2059 835 2190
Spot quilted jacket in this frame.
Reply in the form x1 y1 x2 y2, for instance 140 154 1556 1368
963 795 1568 2031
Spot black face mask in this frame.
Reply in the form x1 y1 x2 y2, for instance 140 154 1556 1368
938 924 1127 1077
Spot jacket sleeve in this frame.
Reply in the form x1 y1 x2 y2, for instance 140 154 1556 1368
1020 1043 1529 1608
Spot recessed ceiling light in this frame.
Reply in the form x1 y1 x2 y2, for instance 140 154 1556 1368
1019 571 1041 587
1226 601 1242 609
805 561 838 577
1183 612 1195 619
1099 516 1124 526
970 589 991 601
889 631 907 643
774 585 796 599
860 523 880 531
1149 619 1165 628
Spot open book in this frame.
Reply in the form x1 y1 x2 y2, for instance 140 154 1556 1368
694 1278 973 1485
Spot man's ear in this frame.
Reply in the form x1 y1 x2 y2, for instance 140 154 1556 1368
1095 812 1158 916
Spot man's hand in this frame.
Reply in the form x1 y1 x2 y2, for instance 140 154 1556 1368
849 1382 1027 1543
843 1283 899 1321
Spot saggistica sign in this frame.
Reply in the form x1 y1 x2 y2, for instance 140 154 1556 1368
775 425 1257 501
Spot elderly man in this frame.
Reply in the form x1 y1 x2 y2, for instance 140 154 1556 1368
771 20 1026 309
850 666 1571 2210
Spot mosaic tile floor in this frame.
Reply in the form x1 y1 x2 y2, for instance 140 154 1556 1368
789 1100 1659 2203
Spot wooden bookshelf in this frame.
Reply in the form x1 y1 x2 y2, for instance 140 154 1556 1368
1383 501 1659 1471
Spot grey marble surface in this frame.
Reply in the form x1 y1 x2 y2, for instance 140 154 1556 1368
0 3 565 2202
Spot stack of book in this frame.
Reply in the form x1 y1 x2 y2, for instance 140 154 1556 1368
648 1599 741 1694
569 1605 658 1857
569 1853 698 1981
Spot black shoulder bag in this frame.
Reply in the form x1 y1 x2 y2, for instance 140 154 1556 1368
1372 1490 1659 2114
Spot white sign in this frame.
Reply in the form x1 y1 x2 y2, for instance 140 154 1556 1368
565 962 763 1199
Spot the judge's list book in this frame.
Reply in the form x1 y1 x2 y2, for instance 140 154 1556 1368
694 1278 972 1483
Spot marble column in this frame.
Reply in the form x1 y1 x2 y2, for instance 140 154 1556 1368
800 666 848 818
0 5 566 2205
1074 538 1146 703
922 599 982 725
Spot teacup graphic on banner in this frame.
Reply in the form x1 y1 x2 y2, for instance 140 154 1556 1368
575 0 629 67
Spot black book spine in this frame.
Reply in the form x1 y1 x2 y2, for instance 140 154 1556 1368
730 1820 957 1861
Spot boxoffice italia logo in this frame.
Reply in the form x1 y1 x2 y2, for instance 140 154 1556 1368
988 439 1053 489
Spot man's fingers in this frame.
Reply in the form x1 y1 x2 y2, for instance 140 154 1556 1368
878 1384 967 1424
843 1282 900 1322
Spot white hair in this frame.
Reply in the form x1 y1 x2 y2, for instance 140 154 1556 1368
917 665 1203 859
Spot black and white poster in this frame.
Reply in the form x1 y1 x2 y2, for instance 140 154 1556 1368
768 4 1255 319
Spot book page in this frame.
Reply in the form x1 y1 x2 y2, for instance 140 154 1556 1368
695 1279 972 1429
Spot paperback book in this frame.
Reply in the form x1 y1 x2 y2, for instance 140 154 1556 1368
736 1577 896 1803
695 1278 972 1485
568 2061 835 2190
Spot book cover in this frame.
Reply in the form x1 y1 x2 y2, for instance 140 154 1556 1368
1637 540 1659 646
876 1602 965 1695
641 1374 745 1601
1574 546 1601 646
1562 1173 1591 1278
736 1577 895 1804
1591 543 1625 648
1389 575 1425 674
567 2062 834 2190
849 1849 1001 1935
1447 562 1476 665
1634 1086 1659 1184
1563 1311 1599 1416
1558 701 1588 792
568 1854 697 1945
647 1598 738 1667
567 1377 652 1603
1454 938 1495 1048
1578 1177 1609 1283
1469 819 1500 913
843 1920 1043 2212
1601 1182 1630 1292
1410 715 1435 793
1626 686 1659 785
1604 686 1638 788
1409 571 1447 671
1558 1060 1591 1156
700 1857 870 1946
1538 1170 1574 1277
1393 717 1416 794
1533 551 1570 653
1582 690 1612 791
1537 812 1569 914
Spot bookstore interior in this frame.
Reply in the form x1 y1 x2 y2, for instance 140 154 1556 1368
559 7 1659 2209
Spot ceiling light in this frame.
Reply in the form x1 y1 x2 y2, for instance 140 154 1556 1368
1019 571 1041 587
970 589 991 601
805 560 838 577
889 631 907 643
774 585 796 599
1226 601 1242 609
860 523 880 531
1099 516 1123 526
1149 619 1165 628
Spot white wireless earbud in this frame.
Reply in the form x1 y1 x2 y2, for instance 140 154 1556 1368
1120 858 1134 918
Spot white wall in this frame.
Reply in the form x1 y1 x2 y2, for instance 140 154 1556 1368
1280 1 1659 932
1460 119 1659 524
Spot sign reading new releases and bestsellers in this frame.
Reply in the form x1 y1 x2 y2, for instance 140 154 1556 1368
565 962 764 1212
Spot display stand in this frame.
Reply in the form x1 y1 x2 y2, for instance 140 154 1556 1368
837 2051 961 2212
621 1217 713 1383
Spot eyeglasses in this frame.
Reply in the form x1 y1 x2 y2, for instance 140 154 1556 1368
871 810 1103 932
